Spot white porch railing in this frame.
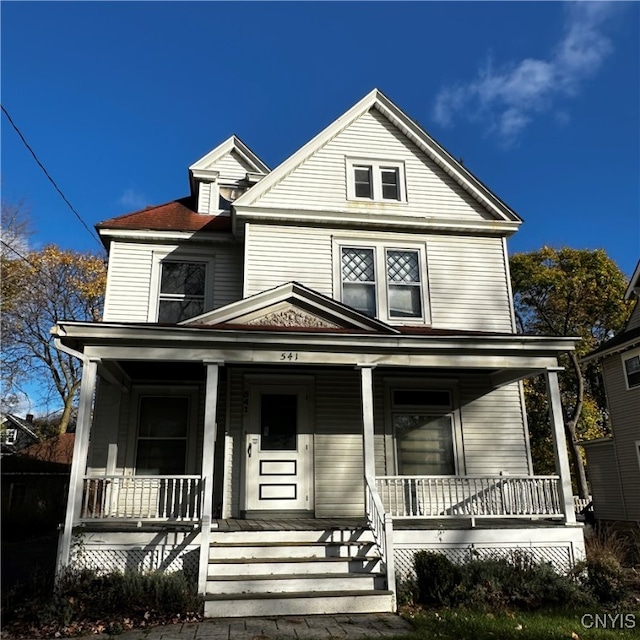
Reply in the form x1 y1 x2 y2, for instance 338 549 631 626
81 475 202 521
376 475 563 520
574 495 592 513
364 477 396 603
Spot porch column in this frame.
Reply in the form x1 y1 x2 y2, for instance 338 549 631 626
544 369 577 525
198 361 223 594
358 365 376 480
56 358 99 574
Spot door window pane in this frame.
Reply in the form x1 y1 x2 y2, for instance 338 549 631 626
261 394 297 451
395 414 455 475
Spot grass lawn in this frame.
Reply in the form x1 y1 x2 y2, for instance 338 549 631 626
394 609 640 640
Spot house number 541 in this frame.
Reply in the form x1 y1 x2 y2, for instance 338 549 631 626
280 352 298 361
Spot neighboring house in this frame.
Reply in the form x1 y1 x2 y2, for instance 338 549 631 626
53 89 585 617
581 260 640 523
0 414 39 455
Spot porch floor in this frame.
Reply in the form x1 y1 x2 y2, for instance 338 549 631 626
215 517 568 531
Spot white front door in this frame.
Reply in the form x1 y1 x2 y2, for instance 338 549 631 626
245 384 313 514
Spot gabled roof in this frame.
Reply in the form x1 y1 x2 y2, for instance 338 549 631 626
189 135 270 184
181 281 400 334
233 88 521 224
96 197 232 236
625 259 640 300
1 414 39 441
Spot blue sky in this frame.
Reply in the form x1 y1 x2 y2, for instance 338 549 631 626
2 0 639 282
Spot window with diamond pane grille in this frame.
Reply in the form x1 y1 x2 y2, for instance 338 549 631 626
387 250 421 317
341 247 376 316
387 251 420 282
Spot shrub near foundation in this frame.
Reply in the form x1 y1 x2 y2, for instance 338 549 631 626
413 551 595 611
2 568 202 638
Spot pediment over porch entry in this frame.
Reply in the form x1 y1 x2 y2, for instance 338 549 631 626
181 281 399 333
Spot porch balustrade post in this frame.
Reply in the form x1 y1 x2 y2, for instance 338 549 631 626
544 369 577 525
358 365 376 480
56 358 98 575
198 362 222 594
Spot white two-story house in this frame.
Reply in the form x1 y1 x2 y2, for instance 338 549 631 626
53 89 585 617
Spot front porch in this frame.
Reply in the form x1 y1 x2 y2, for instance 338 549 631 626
53 317 584 615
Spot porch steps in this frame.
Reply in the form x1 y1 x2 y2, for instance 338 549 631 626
204 526 393 617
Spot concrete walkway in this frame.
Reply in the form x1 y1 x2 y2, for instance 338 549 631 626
89 614 414 640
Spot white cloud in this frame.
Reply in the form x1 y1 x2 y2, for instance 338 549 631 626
118 188 147 210
432 1 620 145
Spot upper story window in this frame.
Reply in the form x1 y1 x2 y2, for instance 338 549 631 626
346 159 406 202
158 261 206 323
149 249 214 323
338 241 429 324
3 428 17 445
622 349 640 389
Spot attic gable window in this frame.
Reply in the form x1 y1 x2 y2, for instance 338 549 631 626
347 159 406 202
3 428 17 445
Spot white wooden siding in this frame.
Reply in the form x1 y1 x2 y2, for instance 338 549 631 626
197 182 212 214
602 353 640 520
245 224 513 332
458 379 529 475
103 241 243 322
212 150 256 182
244 224 334 298
427 235 513 331
254 108 493 222
103 243 154 322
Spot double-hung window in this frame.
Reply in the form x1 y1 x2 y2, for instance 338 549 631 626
338 242 428 323
341 247 377 316
391 389 457 476
3 428 17 445
150 250 214 323
347 159 406 202
135 396 189 476
158 261 206 323
386 249 422 318
622 349 640 389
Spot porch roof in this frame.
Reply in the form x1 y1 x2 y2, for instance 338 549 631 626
53 320 577 387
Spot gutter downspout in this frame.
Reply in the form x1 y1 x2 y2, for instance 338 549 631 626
54 327 99 576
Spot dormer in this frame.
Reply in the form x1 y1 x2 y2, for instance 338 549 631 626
189 136 270 216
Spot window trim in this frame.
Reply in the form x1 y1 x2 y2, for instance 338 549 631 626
334 238 430 325
621 348 640 390
384 378 464 476
4 428 17 445
346 158 407 203
148 248 214 322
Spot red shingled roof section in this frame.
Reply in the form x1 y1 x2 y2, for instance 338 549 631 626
18 433 75 466
96 197 232 233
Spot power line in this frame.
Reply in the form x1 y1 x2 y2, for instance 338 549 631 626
0 239 36 267
1 104 105 253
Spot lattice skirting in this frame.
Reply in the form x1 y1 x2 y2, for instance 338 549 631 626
395 543 576 580
70 544 199 579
